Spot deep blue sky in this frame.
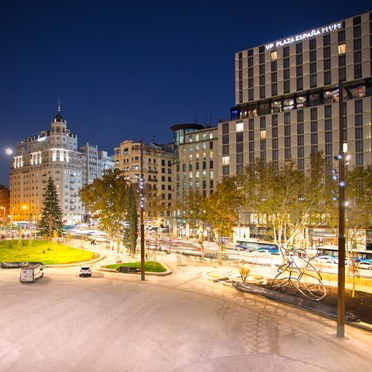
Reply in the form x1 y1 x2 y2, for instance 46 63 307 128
0 0 370 186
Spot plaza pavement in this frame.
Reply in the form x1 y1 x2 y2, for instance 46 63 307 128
0 242 371 371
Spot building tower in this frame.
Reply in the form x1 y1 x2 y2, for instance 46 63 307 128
9 105 84 224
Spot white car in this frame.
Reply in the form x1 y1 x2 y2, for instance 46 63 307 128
358 261 372 270
316 255 337 264
79 265 92 277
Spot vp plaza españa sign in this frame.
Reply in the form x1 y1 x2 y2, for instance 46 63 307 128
265 22 342 50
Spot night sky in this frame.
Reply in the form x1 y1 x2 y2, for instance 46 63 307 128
0 0 370 186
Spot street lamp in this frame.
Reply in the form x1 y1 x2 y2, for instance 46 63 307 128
140 139 145 281
337 81 346 338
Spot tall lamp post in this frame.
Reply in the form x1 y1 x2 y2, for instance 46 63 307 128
337 81 346 338
140 139 145 281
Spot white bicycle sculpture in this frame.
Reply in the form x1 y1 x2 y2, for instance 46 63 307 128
271 246 327 301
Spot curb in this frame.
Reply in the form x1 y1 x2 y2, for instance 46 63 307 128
232 281 372 332
45 253 105 268
98 262 172 276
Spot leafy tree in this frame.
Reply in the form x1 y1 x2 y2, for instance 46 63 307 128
183 191 209 254
79 169 129 250
204 177 244 259
144 183 164 225
346 165 372 253
347 165 372 229
240 153 336 248
122 183 138 256
38 177 64 239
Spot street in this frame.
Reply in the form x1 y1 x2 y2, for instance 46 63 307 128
1 251 372 372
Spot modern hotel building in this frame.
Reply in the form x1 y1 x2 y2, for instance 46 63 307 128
226 11 371 176
172 11 372 240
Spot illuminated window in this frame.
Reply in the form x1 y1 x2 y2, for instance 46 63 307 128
271 51 277 60
338 43 346 54
236 122 244 132
260 130 266 139
222 156 230 165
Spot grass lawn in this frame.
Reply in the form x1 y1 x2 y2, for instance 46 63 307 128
0 239 95 264
106 261 167 273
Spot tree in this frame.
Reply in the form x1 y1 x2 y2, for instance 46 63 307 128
240 153 336 248
204 177 244 259
345 165 372 253
183 191 209 254
38 177 64 239
79 169 129 250
144 183 164 226
122 183 138 256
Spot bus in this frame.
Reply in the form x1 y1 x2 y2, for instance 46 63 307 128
234 239 279 254
316 246 372 261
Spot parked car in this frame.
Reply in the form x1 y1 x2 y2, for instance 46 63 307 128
79 265 92 277
358 260 372 270
316 255 337 264
257 247 280 255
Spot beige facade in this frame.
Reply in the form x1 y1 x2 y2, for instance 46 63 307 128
113 140 173 226
9 109 84 224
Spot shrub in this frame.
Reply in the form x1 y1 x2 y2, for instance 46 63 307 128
239 266 251 282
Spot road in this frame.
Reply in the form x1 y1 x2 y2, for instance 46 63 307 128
1 251 372 372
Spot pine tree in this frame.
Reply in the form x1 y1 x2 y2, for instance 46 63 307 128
38 177 64 239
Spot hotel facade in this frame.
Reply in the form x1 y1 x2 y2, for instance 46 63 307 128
172 11 372 241
226 11 371 176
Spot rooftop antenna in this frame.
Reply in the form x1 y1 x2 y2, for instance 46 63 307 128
57 98 61 112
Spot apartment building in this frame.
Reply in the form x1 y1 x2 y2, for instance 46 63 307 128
113 140 173 226
79 143 114 185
